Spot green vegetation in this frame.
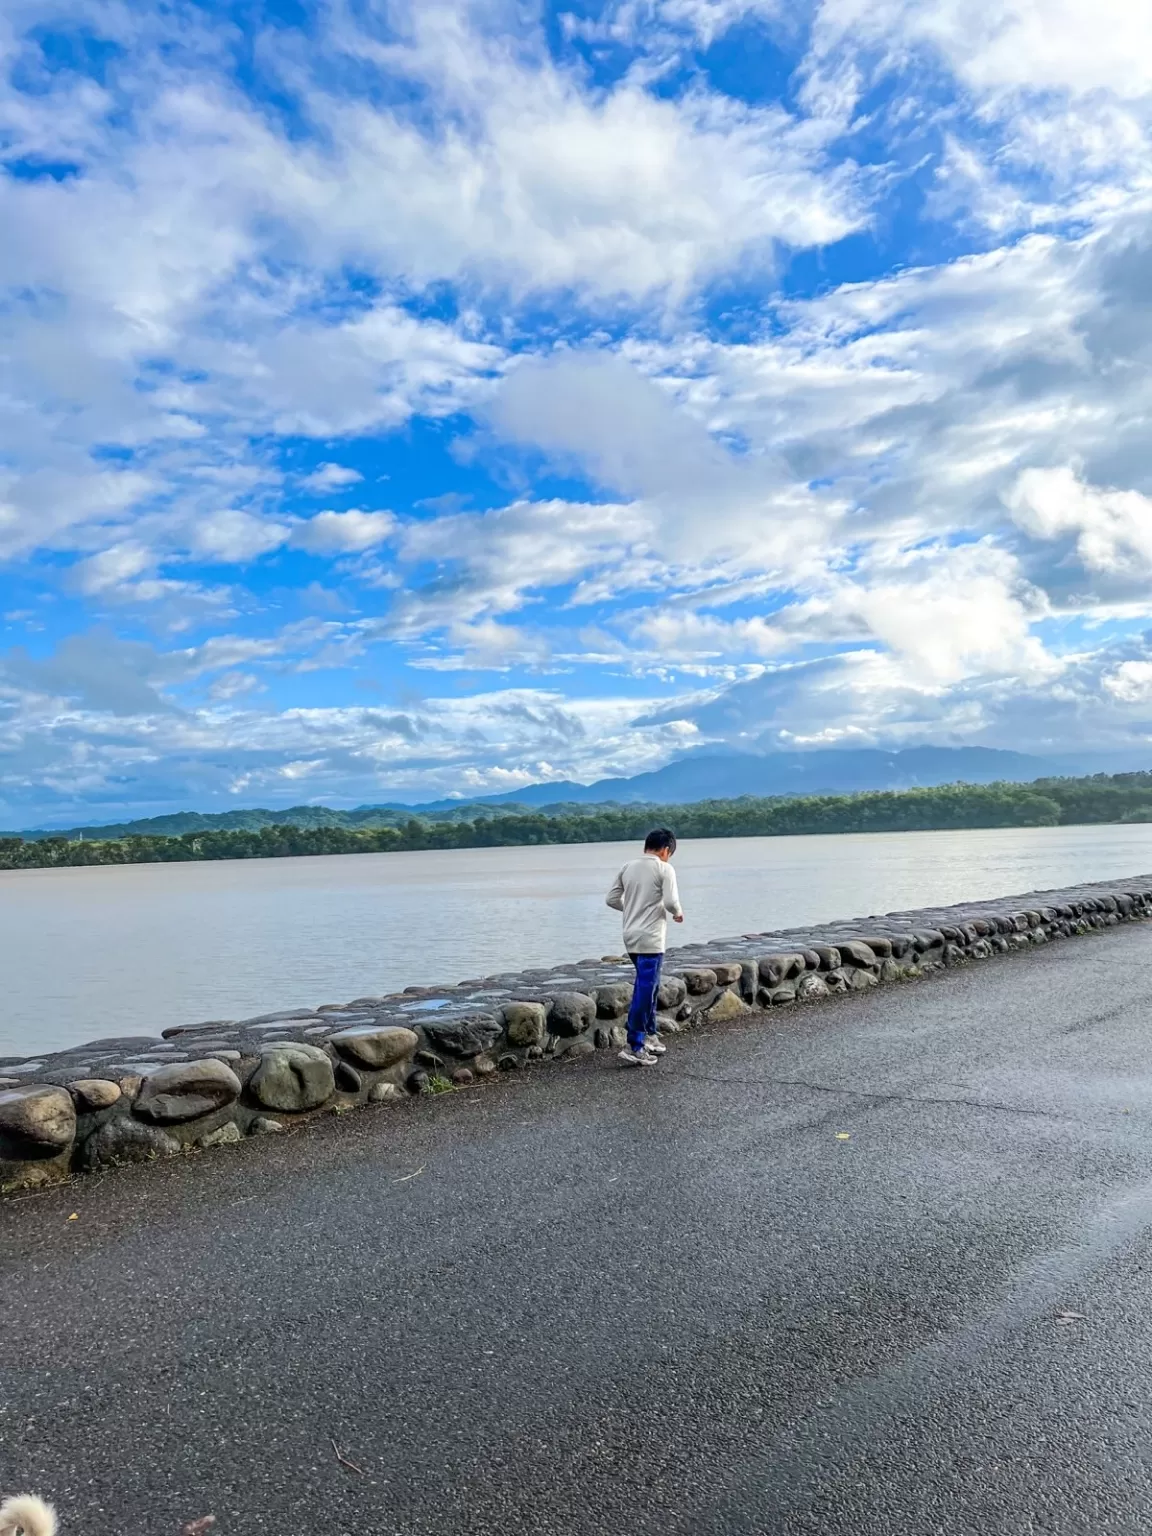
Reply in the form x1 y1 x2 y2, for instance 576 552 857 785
4 770 1152 871
17 799 526 843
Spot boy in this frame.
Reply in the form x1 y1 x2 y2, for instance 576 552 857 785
605 827 684 1067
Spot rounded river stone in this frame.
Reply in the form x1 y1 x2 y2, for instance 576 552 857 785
0 1085 77 1161
854 935 894 958
548 993 596 1038
134 1059 243 1125
593 984 632 1020
424 1015 503 1058
198 1121 242 1148
680 968 718 996
839 940 879 969
759 954 805 985
503 1001 547 1046
798 976 835 1001
81 1119 180 1170
68 1079 122 1113
250 1043 335 1112
328 1025 419 1069
657 975 687 1010
704 989 751 1023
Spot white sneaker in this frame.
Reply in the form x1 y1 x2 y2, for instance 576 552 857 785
618 1047 659 1067
646 1035 667 1055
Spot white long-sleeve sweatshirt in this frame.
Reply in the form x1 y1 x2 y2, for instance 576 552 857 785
605 854 683 955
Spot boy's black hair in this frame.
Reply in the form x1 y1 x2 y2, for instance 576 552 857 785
644 827 677 855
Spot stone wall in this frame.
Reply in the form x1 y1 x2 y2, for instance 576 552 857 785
2 873 1150 1192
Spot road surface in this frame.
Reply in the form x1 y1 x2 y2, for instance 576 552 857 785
4 923 1152 1534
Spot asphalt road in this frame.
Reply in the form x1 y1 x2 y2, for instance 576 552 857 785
5 924 1152 1535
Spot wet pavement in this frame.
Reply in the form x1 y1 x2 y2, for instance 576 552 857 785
4 922 1152 1534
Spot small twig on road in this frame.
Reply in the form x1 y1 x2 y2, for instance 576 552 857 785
332 1438 366 1474
392 1166 425 1184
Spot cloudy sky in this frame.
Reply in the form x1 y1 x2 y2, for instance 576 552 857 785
3 0 1152 825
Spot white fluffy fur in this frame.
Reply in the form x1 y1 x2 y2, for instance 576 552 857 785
0 1495 57 1536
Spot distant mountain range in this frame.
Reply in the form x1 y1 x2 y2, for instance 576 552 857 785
414 746 1067 809
22 744 1152 841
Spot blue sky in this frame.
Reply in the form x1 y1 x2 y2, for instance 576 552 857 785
3 0 1152 826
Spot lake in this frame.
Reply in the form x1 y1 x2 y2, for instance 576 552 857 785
4 822 1152 1059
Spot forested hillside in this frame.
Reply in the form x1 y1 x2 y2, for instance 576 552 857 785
3 772 1152 871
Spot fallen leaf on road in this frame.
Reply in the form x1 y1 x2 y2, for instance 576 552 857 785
835 1133 851 1141
67 1213 78 1221
180 1517 217 1534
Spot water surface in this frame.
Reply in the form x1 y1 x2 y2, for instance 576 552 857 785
4 823 1152 1058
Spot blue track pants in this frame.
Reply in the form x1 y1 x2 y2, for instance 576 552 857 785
627 952 663 1051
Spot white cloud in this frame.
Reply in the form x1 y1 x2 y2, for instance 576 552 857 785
5 0 1152 819
627 542 1056 686
1103 660 1152 704
307 2 861 301
617 212 1152 596
208 670 263 702
0 0 863 588
563 0 786 52
408 618 552 672
850 544 1055 686
0 630 176 716
1006 466 1152 578
665 631 1152 761
0 465 155 561
657 0 786 46
632 610 794 660
821 0 1152 100
0 647 697 823
193 301 502 438
190 510 291 564
300 463 363 493
389 497 645 635
293 509 396 554
800 0 1152 240
487 351 842 579
74 541 155 595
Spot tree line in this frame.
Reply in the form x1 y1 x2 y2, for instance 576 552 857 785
17 798 525 843
3 772 1152 871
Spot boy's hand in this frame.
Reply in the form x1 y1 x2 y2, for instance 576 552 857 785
673 913 684 923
